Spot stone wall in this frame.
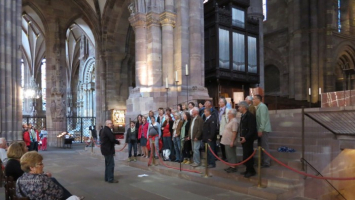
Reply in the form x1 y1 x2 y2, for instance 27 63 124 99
264 0 355 104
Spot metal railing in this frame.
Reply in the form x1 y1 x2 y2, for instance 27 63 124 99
301 107 355 199
301 158 346 200
22 116 46 130
67 117 96 143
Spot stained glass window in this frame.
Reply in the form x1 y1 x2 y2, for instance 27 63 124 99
219 28 230 69
248 36 258 73
263 0 267 21
233 32 245 71
41 59 46 111
232 8 245 28
338 0 341 32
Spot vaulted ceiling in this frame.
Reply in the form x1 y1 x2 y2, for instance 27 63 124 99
85 0 107 17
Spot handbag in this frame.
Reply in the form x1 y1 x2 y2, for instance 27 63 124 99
149 123 159 136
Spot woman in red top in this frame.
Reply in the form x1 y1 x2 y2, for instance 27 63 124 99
161 114 174 160
139 116 149 158
22 124 31 149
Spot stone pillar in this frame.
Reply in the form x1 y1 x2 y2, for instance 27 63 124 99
340 0 350 33
129 14 147 87
0 0 23 141
248 0 265 89
189 0 204 87
174 0 190 103
160 12 176 86
95 52 106 127
126 0 210 121
46 20 67 146
147 12 162 87
349 0 355 34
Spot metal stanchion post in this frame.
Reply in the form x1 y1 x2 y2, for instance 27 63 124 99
301 107 305 171
91 136 93 153
257 146 264 188
203 143 209 178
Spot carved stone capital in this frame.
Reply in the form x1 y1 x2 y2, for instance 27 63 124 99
160 12 176 27
146 12 161 27
129 13 147 28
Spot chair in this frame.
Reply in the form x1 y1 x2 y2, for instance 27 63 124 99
0 159 3 187
5 176 29 200
8 187 30 200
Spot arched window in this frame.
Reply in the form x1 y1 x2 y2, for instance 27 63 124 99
265 65 280 95
77 58 95 117
263 0 267 21
41 59 46 111
338 0 341 32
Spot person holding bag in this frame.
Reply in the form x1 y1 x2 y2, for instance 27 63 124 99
147 116 161 159
126 121 138 162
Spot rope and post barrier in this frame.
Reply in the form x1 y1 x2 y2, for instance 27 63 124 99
262 148 355 181
147 138 200 174
207 144 256 166
257 146 264 188
91 136 94 153
203 143 209 178
152 140 156 166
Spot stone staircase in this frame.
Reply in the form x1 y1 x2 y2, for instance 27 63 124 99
80 107 350 199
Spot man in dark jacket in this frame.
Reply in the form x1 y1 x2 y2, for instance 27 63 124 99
202 108 217 168
100 120 120 183
238 101 257 178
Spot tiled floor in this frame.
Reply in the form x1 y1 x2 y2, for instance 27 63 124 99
0 144 263 200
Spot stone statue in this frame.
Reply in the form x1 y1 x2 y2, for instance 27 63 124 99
128 2 136 15
50 100 56 119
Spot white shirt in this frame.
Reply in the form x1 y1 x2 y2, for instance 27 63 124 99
190 116 197 138
205 115 211 122
0 148 8 166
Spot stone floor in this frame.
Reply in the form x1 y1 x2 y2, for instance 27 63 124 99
0 144 263 200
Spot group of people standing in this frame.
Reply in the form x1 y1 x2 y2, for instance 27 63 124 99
124 95 272 178
22 124 48 151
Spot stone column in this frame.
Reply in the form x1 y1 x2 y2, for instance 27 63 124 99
160 12 176 86
46 20 67 146
129 14 147 87
0 0 23 141
248 0 265 89
95 52 106 127
189 0 204 86
147 12 162 87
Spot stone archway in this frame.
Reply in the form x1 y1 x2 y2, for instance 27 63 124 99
265 65 281 96
78 57 96 117
334 44 355 92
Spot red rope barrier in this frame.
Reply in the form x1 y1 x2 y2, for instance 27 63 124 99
158 156 201 174
115 143 127 152
148 149 153 166
85 139 101 147
262 149 355 181
208 145 256 167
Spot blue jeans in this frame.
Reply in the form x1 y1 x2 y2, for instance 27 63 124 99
173 137 182 161
191 140 201 165
149 136 159 157
128 142 137 158
104 155 115 182
163 136 172 152
207 141 216 167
